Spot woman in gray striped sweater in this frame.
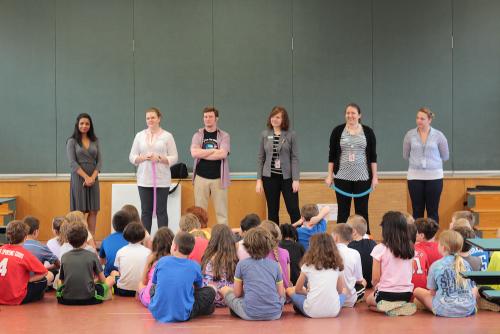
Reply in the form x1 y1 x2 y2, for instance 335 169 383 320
403 108 449 223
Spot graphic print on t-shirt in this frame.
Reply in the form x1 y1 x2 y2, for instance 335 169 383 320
196 130 221 179
202 137 219 150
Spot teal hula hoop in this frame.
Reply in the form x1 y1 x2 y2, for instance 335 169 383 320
331 185 373 198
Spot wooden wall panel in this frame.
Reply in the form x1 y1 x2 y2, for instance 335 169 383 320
1 177 500 242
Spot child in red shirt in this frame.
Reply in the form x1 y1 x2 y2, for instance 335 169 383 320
0 220 49 305
407 223 429 290
415 218 442 266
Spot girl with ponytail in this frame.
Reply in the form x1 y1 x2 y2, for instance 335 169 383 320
414 230 477 317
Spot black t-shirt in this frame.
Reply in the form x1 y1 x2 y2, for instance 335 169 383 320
348 239 377 288
196 130 221 179
279 239 305 285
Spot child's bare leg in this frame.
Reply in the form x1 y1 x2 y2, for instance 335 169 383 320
105 270 120 289
46 271 55 285
286 287 296 297
413 288 433 311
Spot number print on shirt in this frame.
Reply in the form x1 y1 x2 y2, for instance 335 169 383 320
413 257 423 274
0 258 8 276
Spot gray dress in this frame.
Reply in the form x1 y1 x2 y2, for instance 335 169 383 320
66 138 102 212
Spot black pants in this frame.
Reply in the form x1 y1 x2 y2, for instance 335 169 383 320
22 278 47 304
190 287 216 319
334 178 371 234
407 179 443 223
262 174 301 225
138 186 169 233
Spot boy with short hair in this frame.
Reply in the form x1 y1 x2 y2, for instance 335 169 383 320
57 221 115 305
294 204 329 250
114 222 151 297
414 217 442 266
236 213 261 260
346 215 377 288
407 222 429 290
22 216 60 274
332 223 366 306
149 231 216 322
0 220 49 305
99 210 131 276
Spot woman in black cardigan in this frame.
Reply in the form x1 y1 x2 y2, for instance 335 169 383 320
325 103 378 234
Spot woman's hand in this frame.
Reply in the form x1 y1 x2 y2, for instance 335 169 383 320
292 180 300 193
371 175 379 190
325 174 334 187
84 176 94 187
255 179 263 193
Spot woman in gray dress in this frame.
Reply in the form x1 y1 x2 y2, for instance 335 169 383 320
66 113 102 236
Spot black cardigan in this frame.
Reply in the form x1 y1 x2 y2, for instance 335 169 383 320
328 123 377 180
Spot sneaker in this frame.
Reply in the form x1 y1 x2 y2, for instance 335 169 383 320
376 300 405 312
387 302 417 316
478 297 500 312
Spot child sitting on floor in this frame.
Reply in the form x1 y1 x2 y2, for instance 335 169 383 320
201 224 239 307
286 233 346 318
99 210 131 277
261 220 291 289
347 215 377 288
148 232 216 322
407 222 429 290
57 220 115 305
294 204 329 250
114 222 151 297
413 230 477 317
179 213 208 264
236 213 261 260
0 220 50 305
415 217 442 266
138 227 174 307
366 211 416 316
47 216 65 259
332 223 366 306
22 216 60 274
279 223 305 285
220 227 285 320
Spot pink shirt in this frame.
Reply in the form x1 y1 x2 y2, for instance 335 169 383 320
236 240 251 261
266 247 291 288
188 237 209 264
371 244 413 293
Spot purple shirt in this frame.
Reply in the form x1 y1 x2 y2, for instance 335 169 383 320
267 247 291 288
191 128 231 189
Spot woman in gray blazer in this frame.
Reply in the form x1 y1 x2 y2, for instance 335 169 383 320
256 106 300 224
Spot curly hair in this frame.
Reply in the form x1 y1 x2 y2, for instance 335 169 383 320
243 227 273 260
186 206 209 228
201 224 238 282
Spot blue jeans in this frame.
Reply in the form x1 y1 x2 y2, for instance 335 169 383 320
291 293 346 317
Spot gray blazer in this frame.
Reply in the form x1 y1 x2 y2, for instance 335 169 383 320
257 129 299 180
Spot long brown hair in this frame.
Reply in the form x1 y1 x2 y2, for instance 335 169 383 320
201 224 238 282
301 233 344 271
147 227 175 270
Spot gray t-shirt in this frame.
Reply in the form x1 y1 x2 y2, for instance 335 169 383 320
462 255 482 272
60 248 102 300
235 258 283 320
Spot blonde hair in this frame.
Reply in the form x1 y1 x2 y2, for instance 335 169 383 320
59 219 71 243
439 230 468 288
179 213 201 232
417 107 435 120
453 218 472 229
65 211 86 224
260 220 282 265
346 214 368 236
452 210 476 227
403 212 415 225
191 229 208 240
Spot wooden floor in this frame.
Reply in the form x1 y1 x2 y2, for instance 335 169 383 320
1 291 498 334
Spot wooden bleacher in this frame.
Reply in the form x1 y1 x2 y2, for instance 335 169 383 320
467 187 500 238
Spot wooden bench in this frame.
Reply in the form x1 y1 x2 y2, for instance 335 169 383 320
0 196 17 225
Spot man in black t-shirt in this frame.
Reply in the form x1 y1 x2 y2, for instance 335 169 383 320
190 107 231 225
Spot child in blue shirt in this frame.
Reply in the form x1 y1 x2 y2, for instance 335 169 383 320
293 204 329 250
99 210 131 276
414 230 477 317
148 232 215 323
220 227 285 321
